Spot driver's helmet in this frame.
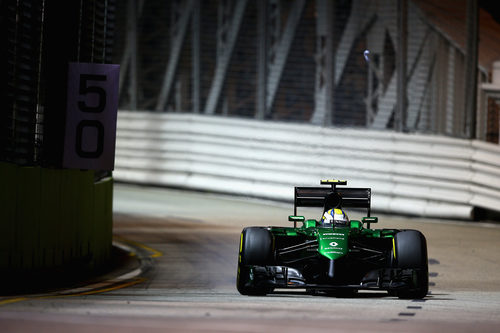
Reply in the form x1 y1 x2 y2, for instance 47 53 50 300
321 208 349 226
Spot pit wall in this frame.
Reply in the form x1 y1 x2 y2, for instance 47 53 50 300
0 162 113 272
114 111 500 220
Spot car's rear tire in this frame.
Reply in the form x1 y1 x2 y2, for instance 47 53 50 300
393 230 429 299
237 227 274 296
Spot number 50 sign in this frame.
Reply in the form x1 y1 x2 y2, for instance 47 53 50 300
63 62 120 170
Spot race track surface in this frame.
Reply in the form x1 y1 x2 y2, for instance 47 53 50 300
1 183 500 332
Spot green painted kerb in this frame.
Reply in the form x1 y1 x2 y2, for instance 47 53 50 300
0 162 113 273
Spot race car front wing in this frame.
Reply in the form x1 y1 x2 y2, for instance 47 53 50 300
247 265 421 291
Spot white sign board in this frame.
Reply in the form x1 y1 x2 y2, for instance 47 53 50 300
63 62 120 170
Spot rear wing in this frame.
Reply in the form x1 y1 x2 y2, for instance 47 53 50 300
294 181 371 217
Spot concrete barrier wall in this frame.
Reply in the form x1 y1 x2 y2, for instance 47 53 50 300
0 162 113 272
114 111 500 219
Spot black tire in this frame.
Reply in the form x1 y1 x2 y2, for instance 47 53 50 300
393 230 429 299
236 227 273 295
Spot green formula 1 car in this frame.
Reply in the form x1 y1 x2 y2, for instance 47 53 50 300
237 180 428 299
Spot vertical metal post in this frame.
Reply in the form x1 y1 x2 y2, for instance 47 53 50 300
155 0 194 111
265 0 306 112
216 0 231 115
192 0 201 113
256 0 267 119
446 44 456 135
311 0 334 126
366 53 373 127
175 80 181 111
465 0 478 139
396 0 407 132
204 0 247 115
324 0 334 128
127 0 137 109
119 0 143 106
268 0 281 66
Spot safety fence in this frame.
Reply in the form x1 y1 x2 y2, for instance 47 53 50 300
114 111 500 220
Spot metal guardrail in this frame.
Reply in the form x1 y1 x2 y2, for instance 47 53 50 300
114 111 500 219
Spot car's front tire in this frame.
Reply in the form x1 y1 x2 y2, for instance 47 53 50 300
237 227 274 296
392 230 429 299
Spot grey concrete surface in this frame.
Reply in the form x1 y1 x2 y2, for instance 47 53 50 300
1 182 500 332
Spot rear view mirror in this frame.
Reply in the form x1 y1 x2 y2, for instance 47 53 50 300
362 216 378 229
362 217 378 224
288 215 305 223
